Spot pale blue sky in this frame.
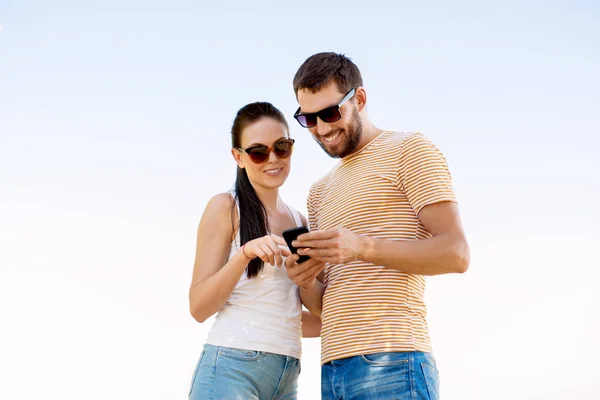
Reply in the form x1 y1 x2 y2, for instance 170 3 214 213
1 1 599 399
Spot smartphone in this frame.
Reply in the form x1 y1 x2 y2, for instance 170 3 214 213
282 226 310 263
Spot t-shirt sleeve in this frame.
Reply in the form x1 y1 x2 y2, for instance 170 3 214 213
306 184 319 231
396 133 457 215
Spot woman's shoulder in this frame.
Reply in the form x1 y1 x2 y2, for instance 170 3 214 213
204 192 236 213
202 192 238 240
202 192 237 223
209 192 236 207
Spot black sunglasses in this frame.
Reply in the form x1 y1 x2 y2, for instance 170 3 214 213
236 138 295 164
293 88 356 128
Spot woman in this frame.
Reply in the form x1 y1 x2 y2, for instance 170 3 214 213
188 101 322 400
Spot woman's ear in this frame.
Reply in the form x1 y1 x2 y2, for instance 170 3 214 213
231 148 245 169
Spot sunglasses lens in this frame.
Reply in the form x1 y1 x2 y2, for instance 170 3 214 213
274 141 293 159
247 147 269 163
318 106 342 123
296 114 316 128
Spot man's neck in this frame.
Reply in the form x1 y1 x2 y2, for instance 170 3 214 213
354 120 384 154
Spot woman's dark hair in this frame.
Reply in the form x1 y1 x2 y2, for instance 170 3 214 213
231 102 289 278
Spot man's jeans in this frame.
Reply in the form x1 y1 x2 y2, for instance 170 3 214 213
321 351 439 400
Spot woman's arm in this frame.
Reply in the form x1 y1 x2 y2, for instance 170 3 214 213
301 310 321 338
189 193 293 323
188 193 248 323
293 213 326 318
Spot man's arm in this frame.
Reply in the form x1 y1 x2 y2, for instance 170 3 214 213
360 201 469 274
295 201 469 275
295 133 469 276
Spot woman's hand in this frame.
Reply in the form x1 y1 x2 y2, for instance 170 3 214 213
241 234 292 267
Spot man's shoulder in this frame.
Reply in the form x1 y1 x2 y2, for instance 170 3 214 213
380 131 424 147
372 131 440 161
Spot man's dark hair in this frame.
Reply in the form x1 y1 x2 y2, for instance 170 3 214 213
293 52 363 96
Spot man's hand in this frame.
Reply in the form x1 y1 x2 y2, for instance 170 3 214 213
293 228 362 264
285 254 326 289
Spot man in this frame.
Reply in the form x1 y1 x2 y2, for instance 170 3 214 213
284 52 470 400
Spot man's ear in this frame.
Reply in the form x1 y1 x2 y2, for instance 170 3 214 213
355 86 367 112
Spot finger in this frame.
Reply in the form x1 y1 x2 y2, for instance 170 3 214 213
299 252 337 264
306 263 326 282
270 235 291 258
264 237 282 266
266 244 278 266
295 262 326 285
270 239 292 265
290 256 319 271
277 245 292 257
253 246 268 263
287 257 315 280
270 234 288 246
258 244 275 265
304 264 326 285
293 238 337 249
300 248 337 258
285 254 299 268
318 257 342 264
297 258 321 269
296 229 337 242
274 244 284 267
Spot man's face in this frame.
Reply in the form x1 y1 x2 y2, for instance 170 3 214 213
296 83 363 158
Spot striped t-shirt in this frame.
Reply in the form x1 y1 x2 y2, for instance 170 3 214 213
307 131 457 365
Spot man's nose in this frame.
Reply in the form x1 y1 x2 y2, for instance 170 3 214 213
315 117 332 136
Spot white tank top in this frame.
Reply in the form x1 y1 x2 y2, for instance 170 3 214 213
205 194 303 359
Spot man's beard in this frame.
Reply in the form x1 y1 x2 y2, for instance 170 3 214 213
315 108 363 159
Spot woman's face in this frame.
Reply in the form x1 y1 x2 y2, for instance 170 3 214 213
232 117 292 191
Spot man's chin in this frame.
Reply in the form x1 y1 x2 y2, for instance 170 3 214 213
319 140 346 158
322 146 343 158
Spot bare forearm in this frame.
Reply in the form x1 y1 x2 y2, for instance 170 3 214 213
301 310 321 337
189 251 249 322
360 233 469 275
299 281 325 317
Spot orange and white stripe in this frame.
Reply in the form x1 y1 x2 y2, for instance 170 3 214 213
307 131 456 365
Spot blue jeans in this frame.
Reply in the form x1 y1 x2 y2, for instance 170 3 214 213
321 351 440 400
189 344 300 400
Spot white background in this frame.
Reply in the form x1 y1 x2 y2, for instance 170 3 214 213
1 1 599 399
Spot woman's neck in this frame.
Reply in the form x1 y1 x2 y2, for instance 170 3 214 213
253 185 284 215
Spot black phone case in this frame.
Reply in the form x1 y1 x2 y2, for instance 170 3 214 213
282 226 310 263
